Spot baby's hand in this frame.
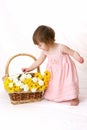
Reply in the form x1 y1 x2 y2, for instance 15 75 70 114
22 68 30 73
79 57 84 63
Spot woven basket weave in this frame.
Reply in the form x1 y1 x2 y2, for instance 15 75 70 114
3 53 44 105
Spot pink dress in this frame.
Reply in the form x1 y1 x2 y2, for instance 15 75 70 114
43 45 79 102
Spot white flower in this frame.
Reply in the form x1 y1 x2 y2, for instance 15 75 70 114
19 84 29 92
19 83 26 89
23 85 29 92
32 77 38 83
31 88 37 92
20 74 27 81
9 83 13 88
11 75 19 83
19 73 32 81
38 80 44 86
26 73 32 78
13 79 19 84
15 81 22 86
8 77 12 80
37 78 41 81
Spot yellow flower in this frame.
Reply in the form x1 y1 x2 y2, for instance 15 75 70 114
14 86 21 92
44 70 50 80
3 70 50 93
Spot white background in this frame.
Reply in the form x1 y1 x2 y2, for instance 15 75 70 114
0 0 87 130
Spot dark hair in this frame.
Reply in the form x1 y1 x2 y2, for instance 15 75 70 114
32 25 55 45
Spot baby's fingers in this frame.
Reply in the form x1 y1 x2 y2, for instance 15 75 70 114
22 68 26 72
79 57 84 63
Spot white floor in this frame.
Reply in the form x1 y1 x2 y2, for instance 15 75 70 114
0 50 87 130
0 80 87 130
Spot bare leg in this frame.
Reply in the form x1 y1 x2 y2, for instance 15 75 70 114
70 98 79 106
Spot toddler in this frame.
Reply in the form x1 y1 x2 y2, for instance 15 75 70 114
22 25 84 106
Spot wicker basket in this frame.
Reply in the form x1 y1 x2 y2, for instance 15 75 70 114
3 53 45 104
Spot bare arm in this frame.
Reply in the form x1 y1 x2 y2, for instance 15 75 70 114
22 52 46 72
61 45 84 63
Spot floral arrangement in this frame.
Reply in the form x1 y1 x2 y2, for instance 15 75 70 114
3 70 50 93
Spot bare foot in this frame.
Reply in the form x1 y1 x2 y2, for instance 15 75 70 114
70 98 79 106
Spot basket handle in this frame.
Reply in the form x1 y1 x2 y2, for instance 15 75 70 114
4 53 40 78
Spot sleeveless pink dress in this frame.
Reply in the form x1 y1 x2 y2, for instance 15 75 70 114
43 45 79 102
